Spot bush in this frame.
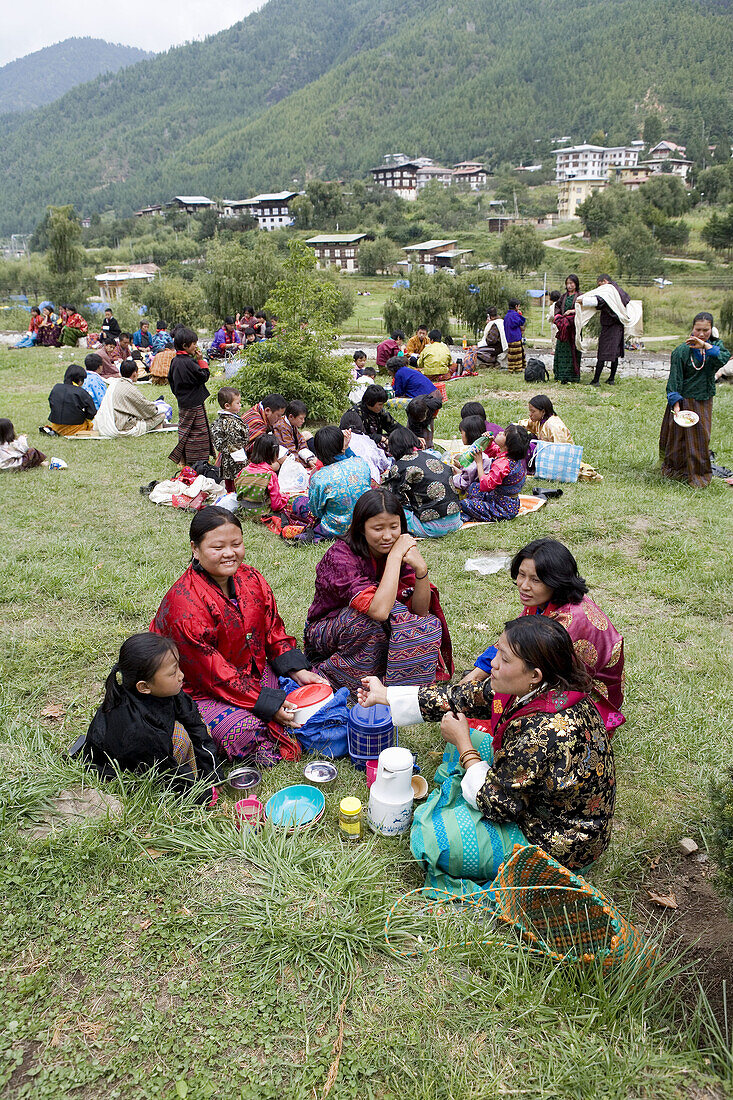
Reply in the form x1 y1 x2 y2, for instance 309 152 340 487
451 269 526 339
137 275 210 329
710 768 733 906
210 336 351 423
383 267 454 336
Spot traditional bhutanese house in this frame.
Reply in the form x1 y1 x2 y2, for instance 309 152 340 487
166 196 216 214
371 159 421 201
432 247 473 270
452 162 489 189
305 234 367 272
403 240 459 274
134 205 164 217
95 264 159 303
415 164 454 192
222 192 298 230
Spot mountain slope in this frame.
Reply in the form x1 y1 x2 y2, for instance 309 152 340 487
0 38 151 114
0 0 730 233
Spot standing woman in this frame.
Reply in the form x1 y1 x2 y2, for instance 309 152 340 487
552 275 581 383
583 275 630 386
659 312 731 488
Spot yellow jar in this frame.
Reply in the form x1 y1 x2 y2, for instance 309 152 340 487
338 796 363 840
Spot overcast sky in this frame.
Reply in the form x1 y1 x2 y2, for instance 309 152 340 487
1 0 264 67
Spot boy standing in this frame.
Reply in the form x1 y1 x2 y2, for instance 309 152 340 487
211 387 250 491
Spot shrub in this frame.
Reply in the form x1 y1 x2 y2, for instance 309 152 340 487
720 294 733 342
137 275 210 329
452 269 526 339
383 267 454 336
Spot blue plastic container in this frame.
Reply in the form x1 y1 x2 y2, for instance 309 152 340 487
347 703 398 769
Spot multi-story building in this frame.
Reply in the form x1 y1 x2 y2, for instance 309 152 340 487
305 234 367 272
402 239 472 273
222 192 298 230
554 144 639 182
371 154 487 199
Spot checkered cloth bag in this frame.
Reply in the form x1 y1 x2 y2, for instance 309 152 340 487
533 441 583 483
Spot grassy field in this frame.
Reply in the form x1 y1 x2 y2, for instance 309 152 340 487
1 346 733 1098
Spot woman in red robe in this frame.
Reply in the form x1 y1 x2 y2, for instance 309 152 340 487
151 506 326 763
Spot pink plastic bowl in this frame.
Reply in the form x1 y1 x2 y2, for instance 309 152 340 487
234 797 265 829
365 759 379 788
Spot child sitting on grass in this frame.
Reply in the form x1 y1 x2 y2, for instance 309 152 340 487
452 414 491 491
235 433 311 528
349 361 377 403
358 384 400 451
459 423 530 523
383 426 462 538
274 400 316 467
83 633 224 802
211 386 250 491
339 409 390 483
406 394 442 448
0 418 47 470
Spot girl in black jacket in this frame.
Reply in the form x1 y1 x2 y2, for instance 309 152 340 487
167 326 214 464
84 633 224 802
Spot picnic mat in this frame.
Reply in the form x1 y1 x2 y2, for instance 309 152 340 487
64 426 179 438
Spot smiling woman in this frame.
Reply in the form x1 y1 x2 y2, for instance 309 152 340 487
150 506 326 764
358 615 616 896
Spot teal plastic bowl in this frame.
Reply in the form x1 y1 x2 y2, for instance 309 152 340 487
265 784 326 829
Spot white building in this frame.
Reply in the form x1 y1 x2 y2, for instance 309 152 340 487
305 234 367 272
222 192 298 230
371 154 487 199
554 144 639 182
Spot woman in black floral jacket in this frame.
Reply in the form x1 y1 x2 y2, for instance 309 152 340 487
358 616 615 895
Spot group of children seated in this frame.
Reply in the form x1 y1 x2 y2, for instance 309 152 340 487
205 370 533 540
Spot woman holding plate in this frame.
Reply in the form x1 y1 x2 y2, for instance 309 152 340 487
659 312 730 487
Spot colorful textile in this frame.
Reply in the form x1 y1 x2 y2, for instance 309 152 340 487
195 665 286 764
411 683 614 875
235 462 288 514
149 348 175 382
659 397 714 488
211 411 250 482
60 326 86 347
411 726 527 897
168 404 213 465
151 562 308 760
305 602 442 694
506 341 526 373
307 456 372 537
209 327 242 357
459 456 525 522
382 450 461 523
305 538 453 678
552 293 580 381
38 323 62 347
82 371 108 411
405 510 463 538
150 330 174 354
240 404 271 451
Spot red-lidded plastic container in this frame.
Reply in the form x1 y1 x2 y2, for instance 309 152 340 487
286 683 334 725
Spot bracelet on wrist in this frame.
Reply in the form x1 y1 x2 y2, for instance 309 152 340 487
414 570 429 580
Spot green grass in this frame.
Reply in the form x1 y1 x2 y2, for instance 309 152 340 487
1 347 733 1097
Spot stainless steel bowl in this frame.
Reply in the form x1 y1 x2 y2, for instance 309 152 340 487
303 761 338 788
227 766 262 795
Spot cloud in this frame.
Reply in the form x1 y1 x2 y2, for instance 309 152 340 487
0 0 264 67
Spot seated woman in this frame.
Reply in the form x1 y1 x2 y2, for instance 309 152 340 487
84 633 224 803
359 615 615 895
307 425 372 540
44 363 97 435
464 538 624 731
37 305 62 347
383 427 462 538
151 507 326 764
59 305 89 347
304 488 453 693
517 394 601 481
13 307 42 347
459 423 529 522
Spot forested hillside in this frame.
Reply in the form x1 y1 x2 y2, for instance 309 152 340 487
1 0 730 233
0 38 151 115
